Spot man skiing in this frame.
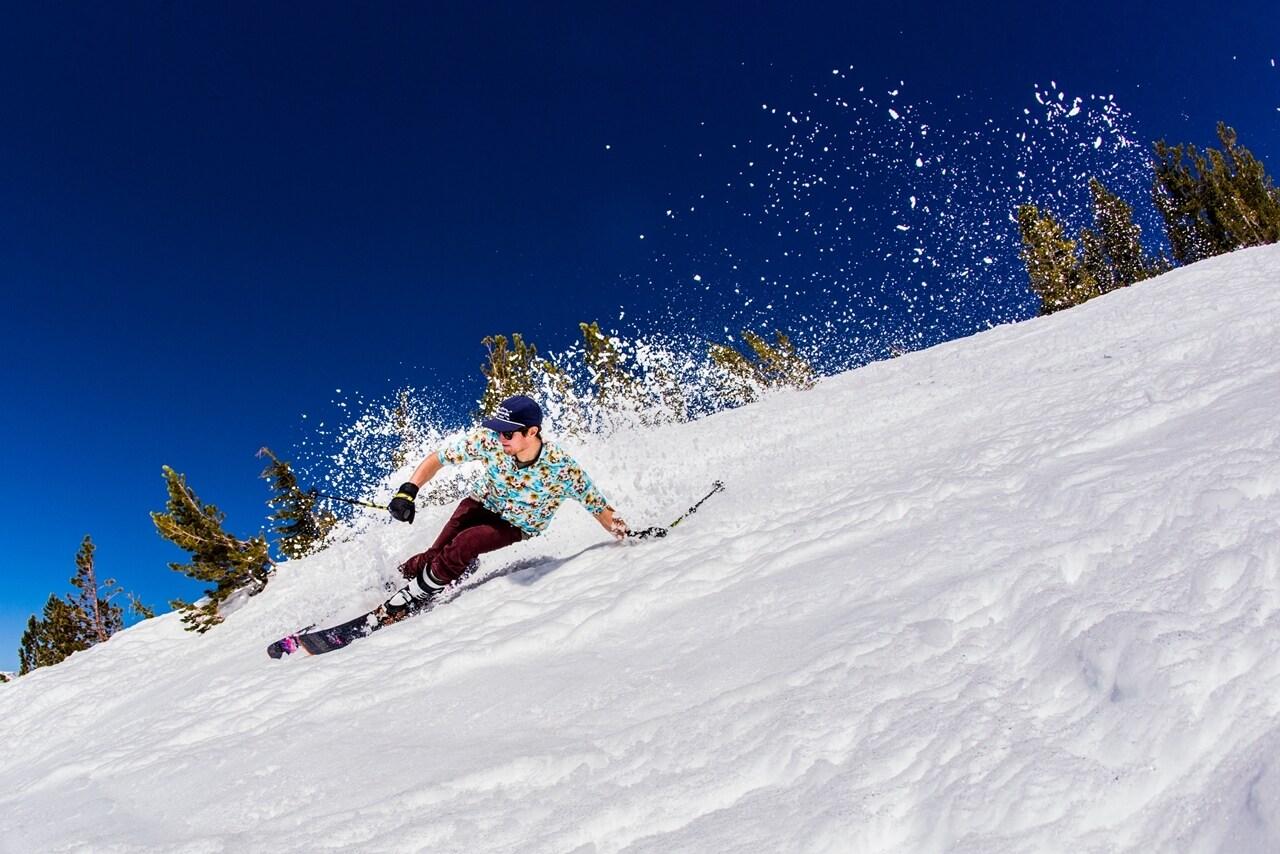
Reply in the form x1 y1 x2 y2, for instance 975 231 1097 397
380 394 628 620
266 395 723 657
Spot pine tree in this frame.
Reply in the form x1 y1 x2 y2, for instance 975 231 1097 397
709 329 817 405
1087 177 1162 288
477 333 539 417
575 322 690 427
68 535 124 644
1153 139 1215 264
708 341 761 406
1016 203 1098 314
1211 124 1280 248
741 330 817 389
257 447 333 560
579 322 636 406
1153 123 1280 264
152 465 273 633
18 595 91 674
388 389 419 472
1078 226 1114 296
127 593 155 620
1153 139 1232 264
634 340 691 425
16 538 145 674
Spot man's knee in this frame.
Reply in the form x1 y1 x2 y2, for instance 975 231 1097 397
398 549 436 580
434 527 515 582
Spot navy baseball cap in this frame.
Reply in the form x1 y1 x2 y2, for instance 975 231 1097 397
482 395 544 432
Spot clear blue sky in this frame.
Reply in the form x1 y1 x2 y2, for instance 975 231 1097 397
2 2 1276 670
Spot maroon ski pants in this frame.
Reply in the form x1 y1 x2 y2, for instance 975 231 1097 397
398 497 525 585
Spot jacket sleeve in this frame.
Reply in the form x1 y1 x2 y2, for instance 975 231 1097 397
564 460 610 515
436 428 491 466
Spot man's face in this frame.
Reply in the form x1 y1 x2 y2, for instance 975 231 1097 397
497 427 538 455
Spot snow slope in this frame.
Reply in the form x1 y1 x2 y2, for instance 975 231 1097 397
3 246 1280 853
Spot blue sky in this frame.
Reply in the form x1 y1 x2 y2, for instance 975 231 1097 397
2 2 1276 670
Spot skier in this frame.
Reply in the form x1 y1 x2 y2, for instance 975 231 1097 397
381 394 628 619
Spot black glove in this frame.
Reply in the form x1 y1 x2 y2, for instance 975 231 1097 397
388 482 419 523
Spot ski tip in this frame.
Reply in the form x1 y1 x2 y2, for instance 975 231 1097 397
266 635 301 659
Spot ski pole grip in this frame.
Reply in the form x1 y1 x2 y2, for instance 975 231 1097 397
627 527 668 540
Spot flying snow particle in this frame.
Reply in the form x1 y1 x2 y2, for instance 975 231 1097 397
1093 136 1103 149
889 108 900 120
693 274 702 282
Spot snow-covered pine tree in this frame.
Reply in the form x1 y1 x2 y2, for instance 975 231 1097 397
579 321 636 407
151 465 273 633
708 329 816 406
1078 226 1114 297
741 330 817 390
708 340 760 406
387 389 418 472
1017 203 1098 315
533 355 590 437
1083 177 1165 291
257 447 334 561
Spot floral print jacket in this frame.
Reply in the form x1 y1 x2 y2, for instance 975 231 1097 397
437 428 611 536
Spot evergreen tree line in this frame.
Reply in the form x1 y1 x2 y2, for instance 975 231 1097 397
149 450 337 634
13 448 335 673
1018 123 1280 315
16 536 153 675
476 322 817 437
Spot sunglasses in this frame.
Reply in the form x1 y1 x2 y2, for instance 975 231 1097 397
498 428 528 440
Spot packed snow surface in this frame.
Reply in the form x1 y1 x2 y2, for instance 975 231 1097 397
4 246 1280 853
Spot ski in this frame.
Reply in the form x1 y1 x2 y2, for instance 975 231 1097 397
267 599 426 658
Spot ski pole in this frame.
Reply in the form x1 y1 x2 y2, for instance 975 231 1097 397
311 490 387 511
628 480 725 540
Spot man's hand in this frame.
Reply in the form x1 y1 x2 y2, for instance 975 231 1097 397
598 507 629 541
388 482 419 523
